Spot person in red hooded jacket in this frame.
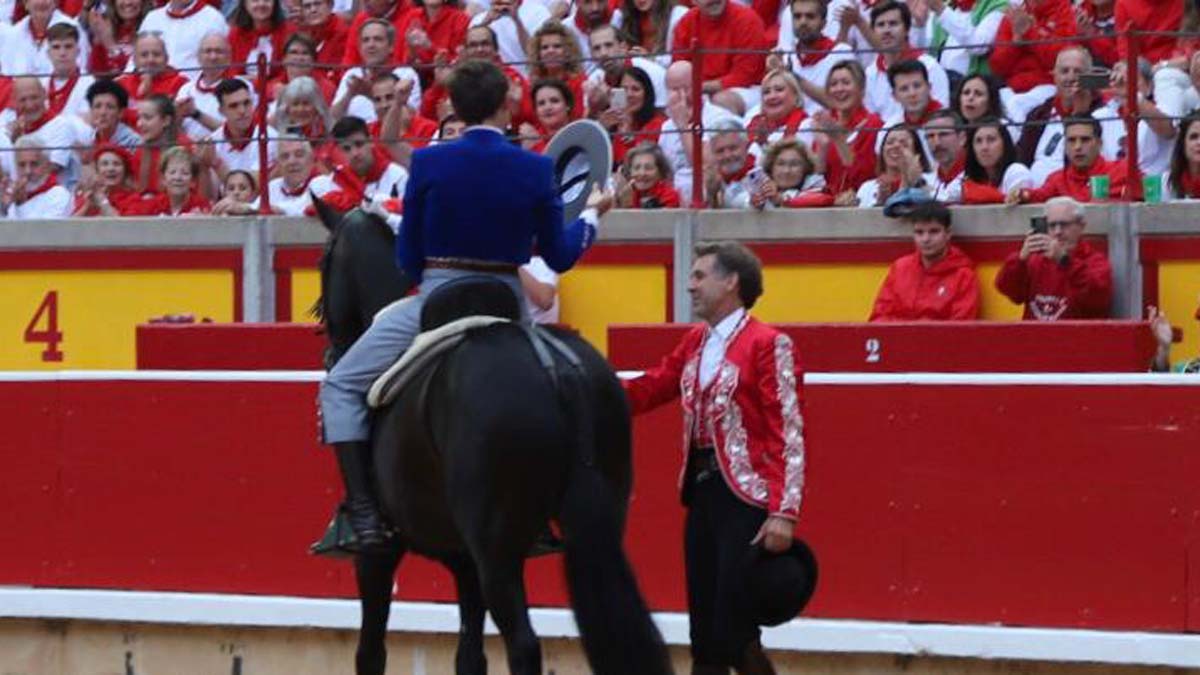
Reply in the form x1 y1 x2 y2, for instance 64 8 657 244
870 200 980 321
623 241 805 674
1008 117 1128 204
995 195 1112 320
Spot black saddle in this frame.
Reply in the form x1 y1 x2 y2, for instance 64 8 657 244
420 275 523 332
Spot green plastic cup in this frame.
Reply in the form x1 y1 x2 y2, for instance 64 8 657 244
1089 174 1110 201
1143 174 1163 204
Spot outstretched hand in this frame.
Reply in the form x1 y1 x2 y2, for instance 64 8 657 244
586 184 615 217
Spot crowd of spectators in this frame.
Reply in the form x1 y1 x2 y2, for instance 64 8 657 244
0 0 1195 324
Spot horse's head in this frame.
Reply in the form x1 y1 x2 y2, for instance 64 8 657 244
311 195 414 369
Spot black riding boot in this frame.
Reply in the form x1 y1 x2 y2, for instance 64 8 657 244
310 442 392 556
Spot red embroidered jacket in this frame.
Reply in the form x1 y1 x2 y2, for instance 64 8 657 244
623 314 807 520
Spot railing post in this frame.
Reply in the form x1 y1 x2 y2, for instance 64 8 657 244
1121 30 1141 202
689 38 704 209
1105 203 1138 319
241 216 275 322
255 52 272 215
672 209 696 323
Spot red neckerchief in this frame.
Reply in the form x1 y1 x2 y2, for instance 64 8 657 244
834 104 869 130
631 179 680 208
301 118 326 141
222 123 252 152
194 74 226 94
876 47 921 73
168 191 210 215
748 107 806 145
306 14 339 44
796 36 836 67
1178 169 1200 198
878 173 902 195
280 169 320 196
937 153 966 183
167 0 207 19
363 146 394 184
21 108 55 135
904 98 943 126
722 154 757 182
47 72 80 116
573 4 610 33
955 0 975 10
20 174 59 204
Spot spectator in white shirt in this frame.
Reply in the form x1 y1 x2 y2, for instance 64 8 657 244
585 23 667 110
3 0 89 80
138 0 229 71
176 32 236 140
923 109 965 204
0 135 72 219
205 78 277 182
659 60 738 198
332 18 422 124
44 23 94 120
469 0 550 77
961 115 1032 203
1100 57 1176 178
704 117 761 209
520 256 560 324
1 78 74 180
769 0 853 113
862 1 949 121
259 137 335 215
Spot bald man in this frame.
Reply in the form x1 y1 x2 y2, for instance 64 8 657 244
177 33 240 138
0 78 74 182
658 61 738 201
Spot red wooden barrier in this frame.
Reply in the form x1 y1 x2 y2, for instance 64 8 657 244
609 322 1157 372
2 374 1198 633
136 324 325 370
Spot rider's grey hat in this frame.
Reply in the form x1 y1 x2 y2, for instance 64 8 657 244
544 119 612 223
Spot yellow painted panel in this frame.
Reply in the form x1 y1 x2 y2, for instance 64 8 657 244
290 269 322 323
1157 262 1200 365
755 264 890 323
560 265 667 353
976 262 1025 321
0 270 234 370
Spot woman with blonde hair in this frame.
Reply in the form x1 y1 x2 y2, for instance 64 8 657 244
746 69 807 150
527 20 586 118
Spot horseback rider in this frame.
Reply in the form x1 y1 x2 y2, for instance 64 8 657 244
317 58 615 553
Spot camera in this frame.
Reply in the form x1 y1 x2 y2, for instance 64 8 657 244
1030 215 1048 235
1079 68 1111 91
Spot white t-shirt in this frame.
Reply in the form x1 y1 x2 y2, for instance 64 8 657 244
1027 108 1120 187
611 5 688 68
138 2 230 72
208 123 280 176
925 6 1005 76
8 181 72 219
1097 99 1173 177
335 66 423 123
363 161 410 200
585 56 668 107
773 39 854 114
855 173 937 207
522 256 560 324
1 13 89 78
660 100 739 198
864 53 950 122
261 173 336 216
469 4 552 78
0 110 74 174
42 74 95 121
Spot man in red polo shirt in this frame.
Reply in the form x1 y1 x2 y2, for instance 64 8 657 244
870 200 979 321
672 0 770 116
1009 117 1127 204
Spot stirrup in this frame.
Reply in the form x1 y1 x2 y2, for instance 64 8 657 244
309 504 394 558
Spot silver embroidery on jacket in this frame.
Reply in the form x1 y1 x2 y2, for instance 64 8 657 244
714 363 769 501
678 353 701 486
773 333 806 514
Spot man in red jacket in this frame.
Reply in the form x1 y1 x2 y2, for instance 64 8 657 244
672 0 770 116
1009 117 1127 204
870 200 980 321
624 241 806 674
995 196 1112 320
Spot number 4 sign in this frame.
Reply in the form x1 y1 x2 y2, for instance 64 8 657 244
24 291 64 362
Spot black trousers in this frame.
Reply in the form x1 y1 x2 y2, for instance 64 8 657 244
683 452 767 669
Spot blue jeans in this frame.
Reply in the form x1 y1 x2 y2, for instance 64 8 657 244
319 268 527 443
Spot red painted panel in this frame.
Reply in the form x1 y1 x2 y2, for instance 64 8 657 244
136 324 326 370
3 378 1200 632
1140 236 1200 261
608 322 1156 373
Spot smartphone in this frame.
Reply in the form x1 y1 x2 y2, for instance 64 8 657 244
1079 68 1111 91
747 167 767 191
1030 215 1048 235
609 89 627 112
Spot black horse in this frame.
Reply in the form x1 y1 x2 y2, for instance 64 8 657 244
313 203 672 675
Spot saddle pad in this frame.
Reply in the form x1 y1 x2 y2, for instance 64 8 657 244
367 316 511 408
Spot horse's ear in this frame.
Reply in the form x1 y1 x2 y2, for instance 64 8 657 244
310 191 346 233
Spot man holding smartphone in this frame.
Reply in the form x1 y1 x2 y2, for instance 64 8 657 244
994 196 1112 320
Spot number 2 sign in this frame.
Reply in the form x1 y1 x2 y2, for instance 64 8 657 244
24 291 64 362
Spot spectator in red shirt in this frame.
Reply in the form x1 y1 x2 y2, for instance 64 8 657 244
297 0 349 82
609 65 666 164
990 0 1078 103
810 58 883 200
671 0 769 116
268 34 338 105
1166 112 1200 200
852 125 932 208
400 0 470 78
341 0 413 68
128 146 213 216
746 68 807 151
521 79 573 153
227 0 291 77
369 72 439 164
1009 117 1127 204
870 200 980 321
84 0 151 75
527 20 587 118
962 116 1033 204
115 32 190 115
72 143 142 216
133 94 194 194
995 195 1112 320
1076 0 1118 67
1115 0 1183 64
754 137 832 208
419 24 533 124
616 142 681 208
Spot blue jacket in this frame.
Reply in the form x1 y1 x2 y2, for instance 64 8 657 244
397 128 596 283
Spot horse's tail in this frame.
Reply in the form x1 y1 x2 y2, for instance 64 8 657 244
556 369 673 675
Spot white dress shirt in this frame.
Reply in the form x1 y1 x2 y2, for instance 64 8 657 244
699 307 745 388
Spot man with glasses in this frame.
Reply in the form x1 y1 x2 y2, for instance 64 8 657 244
139 0 228 71
176 33 238 139
995 195 1112 320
